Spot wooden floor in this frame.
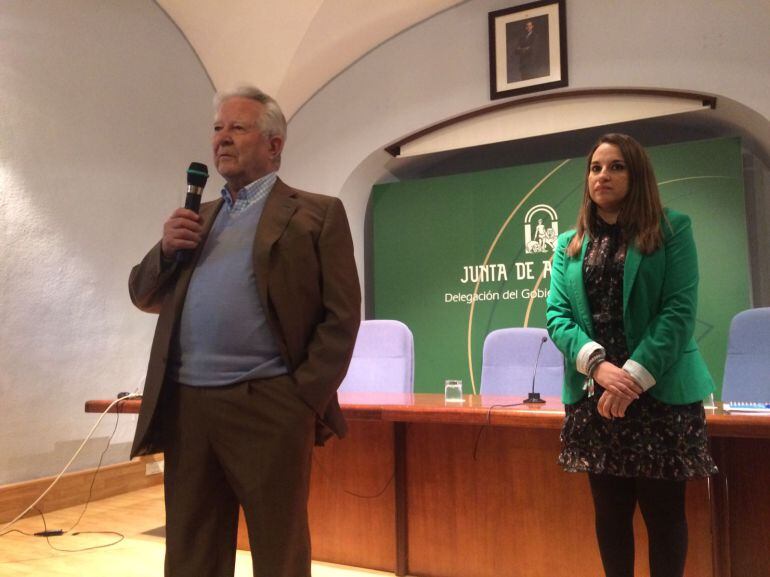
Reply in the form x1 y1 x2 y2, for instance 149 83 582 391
0 485 401 577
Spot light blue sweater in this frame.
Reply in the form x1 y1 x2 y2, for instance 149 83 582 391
169 176 288 386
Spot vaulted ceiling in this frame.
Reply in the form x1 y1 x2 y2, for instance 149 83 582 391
158 0 465 119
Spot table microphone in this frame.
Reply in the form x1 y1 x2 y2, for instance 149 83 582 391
523 336 548 404
176 162 209 263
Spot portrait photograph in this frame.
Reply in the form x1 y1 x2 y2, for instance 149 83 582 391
489 0 568 100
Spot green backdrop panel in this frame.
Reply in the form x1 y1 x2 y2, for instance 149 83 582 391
372 137 749 397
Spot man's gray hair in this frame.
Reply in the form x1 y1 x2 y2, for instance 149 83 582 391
214 85 287 142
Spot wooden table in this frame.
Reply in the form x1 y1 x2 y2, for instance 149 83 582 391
86 394 770 577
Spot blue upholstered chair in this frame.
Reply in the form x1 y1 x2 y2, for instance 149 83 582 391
721 307 770 402
338 319 414 393
480 327 564 397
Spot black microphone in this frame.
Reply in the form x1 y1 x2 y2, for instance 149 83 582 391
523 336 548 404
176 162 209 263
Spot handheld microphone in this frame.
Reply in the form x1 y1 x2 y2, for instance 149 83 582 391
523 336 548 404
176 162 209 263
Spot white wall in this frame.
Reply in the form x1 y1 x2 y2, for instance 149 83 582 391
0 1 215 484
2 0 769 486
281 0 770 308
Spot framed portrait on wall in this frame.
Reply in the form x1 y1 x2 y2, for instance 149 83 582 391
488 0 568 100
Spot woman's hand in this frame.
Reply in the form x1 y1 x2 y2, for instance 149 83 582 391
597 390 634 419
593 361 642 401
593 362 642 419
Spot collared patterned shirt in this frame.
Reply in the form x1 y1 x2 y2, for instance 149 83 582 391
220 171 278 214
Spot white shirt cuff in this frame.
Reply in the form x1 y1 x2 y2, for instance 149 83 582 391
577 341 604 375
623 359 656 391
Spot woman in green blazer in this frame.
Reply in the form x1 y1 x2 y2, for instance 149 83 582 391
546 134 717 577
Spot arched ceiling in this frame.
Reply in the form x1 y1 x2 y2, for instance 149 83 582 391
157 0 465 119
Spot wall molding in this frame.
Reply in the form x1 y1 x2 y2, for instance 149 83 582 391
385 88 717 157
0 456 163 523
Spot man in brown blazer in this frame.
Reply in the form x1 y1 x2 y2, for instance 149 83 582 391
128 86 360 577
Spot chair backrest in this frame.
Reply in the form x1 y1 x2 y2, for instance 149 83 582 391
480 327 564 397
722 307 770 402
338 319 414 394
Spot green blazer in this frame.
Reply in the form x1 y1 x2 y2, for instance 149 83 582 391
546 208 714 405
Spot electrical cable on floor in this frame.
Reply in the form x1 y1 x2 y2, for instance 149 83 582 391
34 507 125 552
0 392 141 538
31 397 128 552
0 528 35 537
61 398 123 535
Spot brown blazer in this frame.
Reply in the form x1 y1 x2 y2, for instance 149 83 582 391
128 179 361 458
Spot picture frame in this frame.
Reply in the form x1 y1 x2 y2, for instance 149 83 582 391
488 0 568 100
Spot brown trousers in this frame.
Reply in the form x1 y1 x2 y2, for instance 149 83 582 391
161 375 315 577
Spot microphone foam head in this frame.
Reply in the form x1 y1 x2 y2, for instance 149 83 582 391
187 162 209 187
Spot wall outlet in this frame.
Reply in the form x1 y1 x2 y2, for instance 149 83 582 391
145 460 164 476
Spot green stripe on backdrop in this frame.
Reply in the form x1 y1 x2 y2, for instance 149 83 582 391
372 137 749 397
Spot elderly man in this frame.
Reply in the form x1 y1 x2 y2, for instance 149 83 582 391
128 86 361 577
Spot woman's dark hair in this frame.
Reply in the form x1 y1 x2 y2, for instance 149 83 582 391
567 133 664 257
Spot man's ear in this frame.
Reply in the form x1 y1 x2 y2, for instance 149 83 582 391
269 135 285 157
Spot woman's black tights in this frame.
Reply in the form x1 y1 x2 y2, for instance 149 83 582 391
588 473 688 577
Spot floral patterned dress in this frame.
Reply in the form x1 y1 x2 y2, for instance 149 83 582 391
558 218 717 480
